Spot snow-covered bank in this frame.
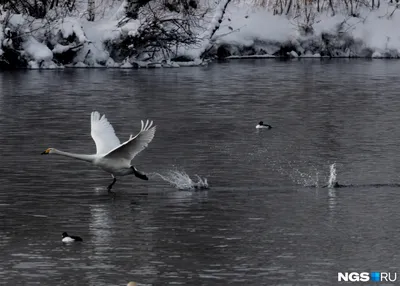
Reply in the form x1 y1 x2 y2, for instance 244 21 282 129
1 0 400 69
205 3 400 59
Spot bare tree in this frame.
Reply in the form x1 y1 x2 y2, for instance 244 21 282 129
263 0 379 17
106 0 207 61
199 0 232 58
2 0 78 17
87 0 95 20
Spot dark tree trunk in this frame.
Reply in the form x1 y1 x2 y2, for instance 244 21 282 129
286 0 292 15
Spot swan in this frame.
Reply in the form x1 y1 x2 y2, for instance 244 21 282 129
41 111 156 192
256 121 272 129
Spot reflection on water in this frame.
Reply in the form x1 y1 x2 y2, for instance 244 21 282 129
1 60 400 285
328 188 337 214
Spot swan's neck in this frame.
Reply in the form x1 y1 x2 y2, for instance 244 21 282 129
52 149 97 163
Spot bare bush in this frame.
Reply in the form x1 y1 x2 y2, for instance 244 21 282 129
239 0 378 17
1 0 79 18
106 0 208 61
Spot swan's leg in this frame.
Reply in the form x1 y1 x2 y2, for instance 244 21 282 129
107 175 117 192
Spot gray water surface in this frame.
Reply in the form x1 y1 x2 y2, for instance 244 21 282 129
1 59 400 285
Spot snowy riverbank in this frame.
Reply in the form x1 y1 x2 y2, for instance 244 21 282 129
1 0 400 69
211 2 400 59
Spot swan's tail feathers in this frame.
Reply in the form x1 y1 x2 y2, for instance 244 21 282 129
132 167 149 181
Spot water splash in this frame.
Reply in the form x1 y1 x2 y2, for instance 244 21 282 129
152 170 209 191
289 165 320 187
273 161 321 187
272 161 341 188
327 163 337 188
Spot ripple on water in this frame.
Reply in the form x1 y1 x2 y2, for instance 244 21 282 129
1 62 400 285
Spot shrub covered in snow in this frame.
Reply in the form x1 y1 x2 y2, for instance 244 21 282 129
0 24 28 68
0 0 400 68
0 10 91 68
103 0 206 63
47 17 88 64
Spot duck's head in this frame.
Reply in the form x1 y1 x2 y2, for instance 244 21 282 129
62 232 68 238
259 121 264 125
41 148 54 155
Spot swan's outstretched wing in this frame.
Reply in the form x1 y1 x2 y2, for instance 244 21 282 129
91 111 121 154
103 120 156 161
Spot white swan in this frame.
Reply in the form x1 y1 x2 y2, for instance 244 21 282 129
42 111 156 192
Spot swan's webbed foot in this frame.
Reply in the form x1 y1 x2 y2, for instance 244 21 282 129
131 167 149 181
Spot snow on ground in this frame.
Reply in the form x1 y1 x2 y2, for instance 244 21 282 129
56 17 88 44
349 11 400 53
22 36 53 63
212 2 400 57
2 0 400 68
215 5 295 46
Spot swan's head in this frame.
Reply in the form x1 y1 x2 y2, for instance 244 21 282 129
41 148 53 155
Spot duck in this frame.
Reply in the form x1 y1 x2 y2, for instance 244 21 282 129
256 121 272 129
62 232 83 243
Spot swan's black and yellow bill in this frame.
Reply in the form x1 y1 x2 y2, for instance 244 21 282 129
41 148 51 155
